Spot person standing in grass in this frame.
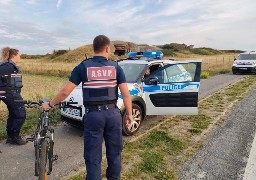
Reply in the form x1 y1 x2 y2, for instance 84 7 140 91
0 47 27 145
42 35 133 179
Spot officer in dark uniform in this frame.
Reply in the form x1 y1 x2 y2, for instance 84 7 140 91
0 47 26 145
42 35 133 179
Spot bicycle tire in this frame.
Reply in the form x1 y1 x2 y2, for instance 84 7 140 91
39 139 48 180
48 140 54 173
35 142 39 176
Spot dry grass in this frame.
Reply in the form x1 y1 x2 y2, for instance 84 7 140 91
0 74 67 115
0 74 67 139
18 53 236 77
175 53 236 73
18 59 78 77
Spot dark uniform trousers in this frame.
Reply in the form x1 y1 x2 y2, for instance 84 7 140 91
1 93 26 138
83 107 123 180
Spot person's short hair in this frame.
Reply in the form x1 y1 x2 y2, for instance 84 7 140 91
93 35 110 54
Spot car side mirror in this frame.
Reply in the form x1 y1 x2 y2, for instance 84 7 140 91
144 77 159 85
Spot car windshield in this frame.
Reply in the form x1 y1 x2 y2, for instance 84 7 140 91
238 54 256 60
119 63 147 82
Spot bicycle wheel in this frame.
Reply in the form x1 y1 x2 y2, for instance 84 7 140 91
39 139 48 180
35 142 39 176
48 140 54 173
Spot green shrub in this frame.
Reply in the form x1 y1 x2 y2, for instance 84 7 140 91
161 49 176 56
200 71 209 79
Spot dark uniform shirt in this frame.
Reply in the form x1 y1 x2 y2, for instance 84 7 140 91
0 60 18 77
69 56 126 86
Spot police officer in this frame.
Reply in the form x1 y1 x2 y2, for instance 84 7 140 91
0 47 26 145
42 35 133 179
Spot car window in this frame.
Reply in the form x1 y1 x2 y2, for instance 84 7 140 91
151 64 195 83
119 63 147 82
151 69 166 83
178 63 196 81
238 54 256 60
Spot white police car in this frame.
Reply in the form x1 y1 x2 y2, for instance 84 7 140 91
60 58 202 136
232 51 256 74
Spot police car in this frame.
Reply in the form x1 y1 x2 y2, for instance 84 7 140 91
60 57 202 136
232 51 256 74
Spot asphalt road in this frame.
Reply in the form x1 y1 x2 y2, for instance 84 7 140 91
179 82 256 180
0 74 248 180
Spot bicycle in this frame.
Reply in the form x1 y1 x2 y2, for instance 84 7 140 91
15 99 77 180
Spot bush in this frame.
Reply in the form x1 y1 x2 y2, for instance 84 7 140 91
200 71 209 79
21 54 48 59
161 49 176 56
189 48 220 55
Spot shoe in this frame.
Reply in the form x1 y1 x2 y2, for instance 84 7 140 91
6 136 27 145
6 137 12 143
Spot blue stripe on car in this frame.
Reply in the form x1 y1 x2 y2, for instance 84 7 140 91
118 88 140 99
143 82 200 92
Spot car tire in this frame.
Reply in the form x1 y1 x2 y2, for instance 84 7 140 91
122 104 143 136
232 70 237 74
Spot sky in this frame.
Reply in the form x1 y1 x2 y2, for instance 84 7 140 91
0 0 255 54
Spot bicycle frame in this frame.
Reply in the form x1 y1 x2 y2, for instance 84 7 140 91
15 99 57 180
32 110 57 178
15 99 77 180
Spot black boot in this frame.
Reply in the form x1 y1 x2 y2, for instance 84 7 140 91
6 136 27 145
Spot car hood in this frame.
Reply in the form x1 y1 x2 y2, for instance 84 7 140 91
64 82 142 108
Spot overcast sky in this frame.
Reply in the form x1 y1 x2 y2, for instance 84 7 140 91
0 0 255 54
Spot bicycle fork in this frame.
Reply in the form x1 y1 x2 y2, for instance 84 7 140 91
27 129 58 176
48 128 58 174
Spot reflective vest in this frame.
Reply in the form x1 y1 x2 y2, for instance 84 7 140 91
0 60 23 93
82 58 118 106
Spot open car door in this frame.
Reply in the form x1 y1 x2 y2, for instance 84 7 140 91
143 60 201 115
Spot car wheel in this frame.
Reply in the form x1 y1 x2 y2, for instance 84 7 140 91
232 70 237 74
122 104 142 136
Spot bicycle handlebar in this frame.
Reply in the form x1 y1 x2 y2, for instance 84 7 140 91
0 95 6 99
14 99 78 108
14 100 40 105
58 101 78 108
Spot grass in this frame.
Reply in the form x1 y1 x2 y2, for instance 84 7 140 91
0 52 249 178
17 53 236 78
69 75 256 179
18 59 77 77
176 53 235 78
200 71 209 79
0 74 67 140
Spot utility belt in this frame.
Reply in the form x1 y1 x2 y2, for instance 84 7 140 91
0 88 21 94
0 73 22 94
85 103 117 113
